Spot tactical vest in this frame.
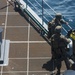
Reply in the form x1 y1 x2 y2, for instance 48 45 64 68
51 34 68 55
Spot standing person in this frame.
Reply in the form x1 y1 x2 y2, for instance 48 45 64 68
50 13 68 26
51 26 71 75
48 13 68 39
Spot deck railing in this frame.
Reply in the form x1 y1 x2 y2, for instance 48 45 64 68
24 0 73 35
15 0 73 35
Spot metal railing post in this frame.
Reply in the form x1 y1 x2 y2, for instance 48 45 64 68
42 0 44 25
26 0 28 9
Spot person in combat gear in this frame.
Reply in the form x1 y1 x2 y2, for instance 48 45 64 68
47 13 69 39
51 26 71 75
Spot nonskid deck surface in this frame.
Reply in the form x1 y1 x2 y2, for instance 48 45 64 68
0 0 67 75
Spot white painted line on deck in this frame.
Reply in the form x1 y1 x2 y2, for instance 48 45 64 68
27 18 30 75
0 71 27 73
1 66 3 75
0 0 9 74
8 12 19 14
0 12 6 15
9 57 51 60
0 0 9 75
10 41 47 43
0 70 65 74
0 12 19 15
3 1 9 40
0 26 32 28
6 26 32 28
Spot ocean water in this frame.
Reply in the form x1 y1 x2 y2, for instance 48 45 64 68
24 0 75 35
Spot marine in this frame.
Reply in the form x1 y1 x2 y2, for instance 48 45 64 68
47 13 68 39
51 26 71 75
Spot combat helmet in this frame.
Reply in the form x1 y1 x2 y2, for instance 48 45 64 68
55 26 62 34
55 13 62 19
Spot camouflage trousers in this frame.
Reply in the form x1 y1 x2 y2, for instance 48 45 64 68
52 50 71 72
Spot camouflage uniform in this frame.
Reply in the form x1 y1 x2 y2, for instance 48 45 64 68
51 26 70 75
48 13 68 39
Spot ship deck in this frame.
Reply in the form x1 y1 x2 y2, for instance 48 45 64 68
0 0 67 75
